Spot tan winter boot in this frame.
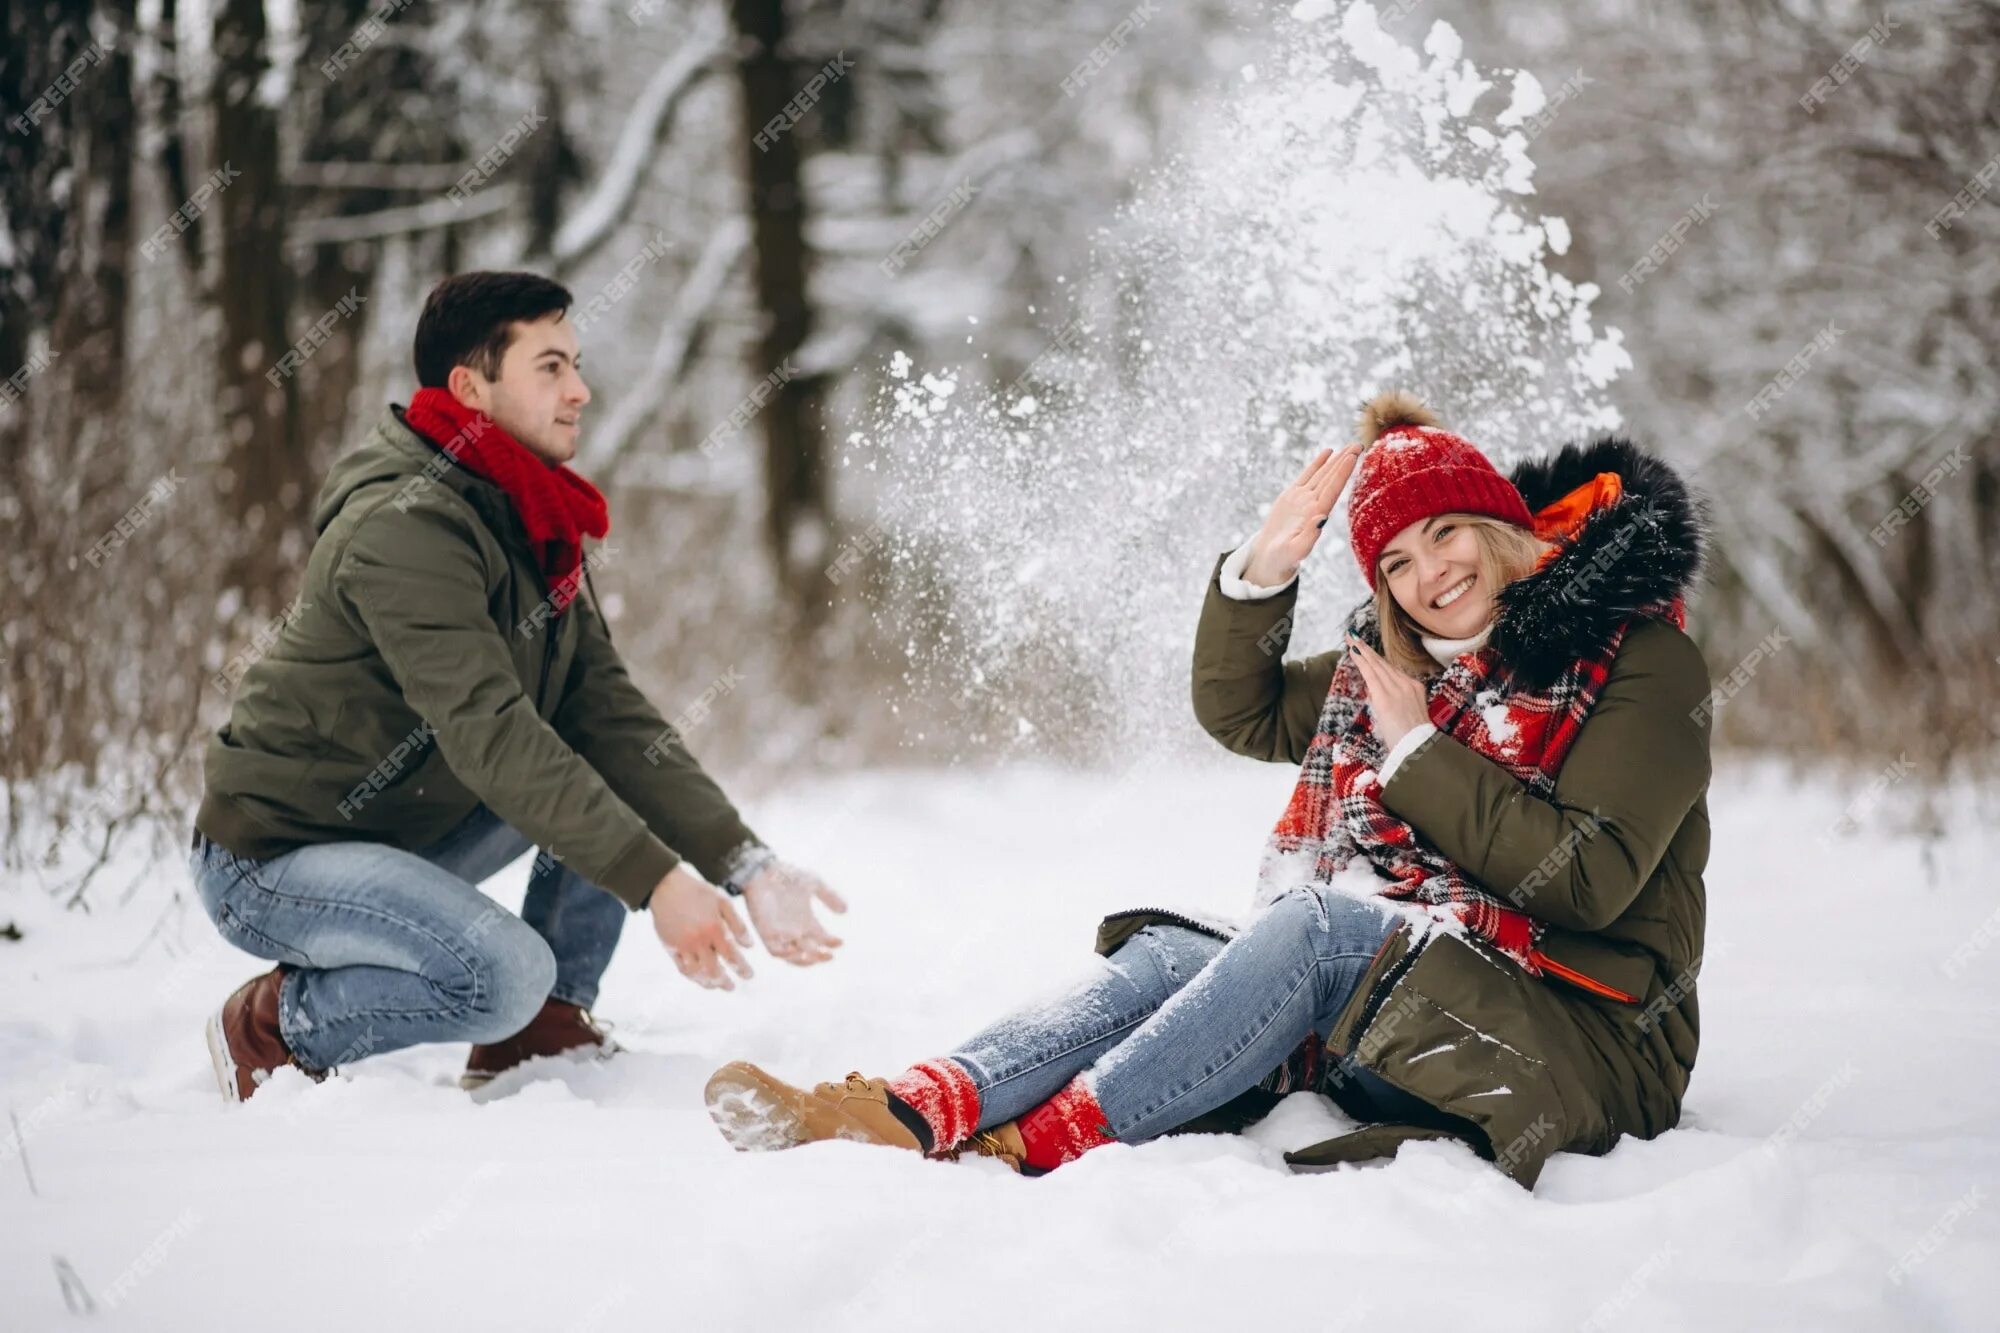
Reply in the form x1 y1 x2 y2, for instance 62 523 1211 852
703 1062 925 1155
955 1121 1027 1173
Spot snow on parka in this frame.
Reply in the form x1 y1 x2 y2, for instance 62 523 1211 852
1099 437 1713 1189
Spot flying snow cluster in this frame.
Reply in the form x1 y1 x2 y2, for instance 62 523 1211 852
850 1 1631 759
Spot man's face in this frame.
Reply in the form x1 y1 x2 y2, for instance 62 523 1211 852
450 312 590 464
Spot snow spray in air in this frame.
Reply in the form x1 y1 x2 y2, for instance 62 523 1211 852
851 1 1630 762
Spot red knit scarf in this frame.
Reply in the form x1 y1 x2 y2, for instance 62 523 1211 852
403 386 609 612
1259 485 1684 981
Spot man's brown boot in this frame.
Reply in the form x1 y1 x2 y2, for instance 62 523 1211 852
206 968 319 1102
704 1062 926 1154
461 1000 617 1090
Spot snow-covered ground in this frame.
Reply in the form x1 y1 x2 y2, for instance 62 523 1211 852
3 758 1997 1331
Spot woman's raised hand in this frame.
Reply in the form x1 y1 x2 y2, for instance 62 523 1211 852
1243 444 1362 588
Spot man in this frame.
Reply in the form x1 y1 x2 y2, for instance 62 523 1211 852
190 271 845 1100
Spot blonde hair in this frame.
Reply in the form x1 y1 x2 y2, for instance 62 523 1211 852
1372 513 1546 676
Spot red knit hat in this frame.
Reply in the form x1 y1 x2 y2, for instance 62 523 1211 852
1346 390 1533 589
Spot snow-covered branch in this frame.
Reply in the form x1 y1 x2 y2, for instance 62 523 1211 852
287 162 471 191
586 217 751 480
547 7 731 277
289 186 520 247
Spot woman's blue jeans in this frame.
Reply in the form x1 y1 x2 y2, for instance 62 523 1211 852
948 887 1432 1142
188 806 627 1071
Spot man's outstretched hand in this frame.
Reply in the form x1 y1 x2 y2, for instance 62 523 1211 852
740 860 848 967
649 865 755 990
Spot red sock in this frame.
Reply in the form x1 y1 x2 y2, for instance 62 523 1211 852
1015 1075 1117 1172
884 1058 981 1152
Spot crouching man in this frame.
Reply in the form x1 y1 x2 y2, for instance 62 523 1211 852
190 271 844 1100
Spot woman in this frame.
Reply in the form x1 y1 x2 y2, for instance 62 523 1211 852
705 390 1712 1188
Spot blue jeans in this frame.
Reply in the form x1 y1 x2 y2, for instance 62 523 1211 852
948 887 1431 1141
188 806 627 1071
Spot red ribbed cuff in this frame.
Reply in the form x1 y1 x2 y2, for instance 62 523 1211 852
885 1058 981 1152
1016 1075 1116 1171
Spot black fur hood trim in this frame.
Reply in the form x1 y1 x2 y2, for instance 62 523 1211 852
1485 436 1708 690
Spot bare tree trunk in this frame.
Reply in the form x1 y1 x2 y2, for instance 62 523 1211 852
730 0 833 614
211 0 302 611
41 0 135 632
290 0 384 479
519 7 585 264
0 0 91 485
1 0 96 788
288 0 473 474
50 0 134 427
149 0 202 277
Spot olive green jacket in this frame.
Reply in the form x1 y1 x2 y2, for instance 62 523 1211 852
1111 437 1713 1187
196 406 760 909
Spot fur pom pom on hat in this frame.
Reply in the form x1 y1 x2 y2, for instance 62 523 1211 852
1355 389 1440 446
1346 390 1534 588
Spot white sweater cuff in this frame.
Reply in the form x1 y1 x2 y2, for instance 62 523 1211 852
1379 723 1437 785
1218 538 1298 601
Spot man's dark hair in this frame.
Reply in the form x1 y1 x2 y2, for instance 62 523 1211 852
413 271 574 388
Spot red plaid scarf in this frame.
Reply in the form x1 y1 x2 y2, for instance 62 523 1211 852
403 387 609 613
1258 482 1685 976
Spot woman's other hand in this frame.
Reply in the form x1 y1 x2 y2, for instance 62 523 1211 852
1346 634 1430 750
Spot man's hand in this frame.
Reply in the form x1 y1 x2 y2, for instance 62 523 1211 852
648 865 755 990
740 861 848 967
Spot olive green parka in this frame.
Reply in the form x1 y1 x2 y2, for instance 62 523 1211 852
196 405 760 909
1102 437 1713 1188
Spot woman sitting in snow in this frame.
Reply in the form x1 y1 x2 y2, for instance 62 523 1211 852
705 389 1712 1188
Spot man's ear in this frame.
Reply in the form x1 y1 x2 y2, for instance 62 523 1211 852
445 363 486 412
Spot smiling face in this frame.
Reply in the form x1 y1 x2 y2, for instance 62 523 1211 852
1377 514 1499 640
447 312 590 464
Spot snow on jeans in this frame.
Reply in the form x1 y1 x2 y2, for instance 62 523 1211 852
949 887 1433 1142
187 805 626 1071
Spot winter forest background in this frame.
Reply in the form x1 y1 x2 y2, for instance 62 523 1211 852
5 1 2000 1328
5 0 1996 902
